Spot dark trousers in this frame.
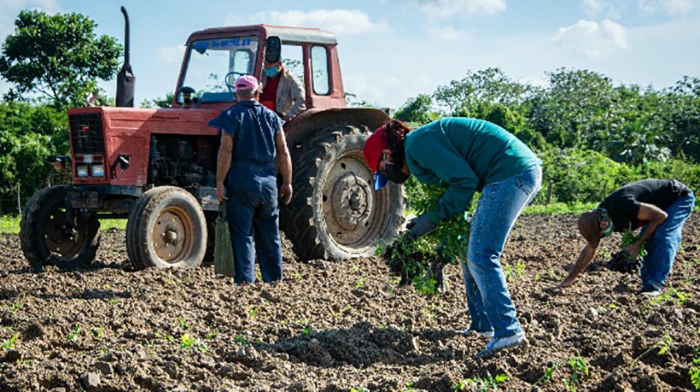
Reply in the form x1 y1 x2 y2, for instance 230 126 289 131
226 167 282 284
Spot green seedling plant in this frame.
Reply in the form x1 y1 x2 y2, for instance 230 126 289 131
180 333 209 353
205 329 219 339
177 317 190 330
1 334 18 350
621 229 647 258
504 262 525 281
652 285 689 306
631 335 672 369
246 305 259 319
452 372 507 391
68 323 81 343
355 277 365 288
156 331 175 341
563 356 588 391
303 324 313 335
690 347 700 390
233 335 249 344
533 361 558 386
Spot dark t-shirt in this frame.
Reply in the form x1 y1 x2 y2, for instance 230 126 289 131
207 100 283 175
599 179 690 232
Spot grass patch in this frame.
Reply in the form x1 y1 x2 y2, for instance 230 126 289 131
523 202 598 215
0 215 126 234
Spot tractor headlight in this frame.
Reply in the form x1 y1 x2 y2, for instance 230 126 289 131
91 164 104 177
76 165 89 177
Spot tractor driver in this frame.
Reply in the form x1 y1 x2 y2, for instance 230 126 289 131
260 46 306 122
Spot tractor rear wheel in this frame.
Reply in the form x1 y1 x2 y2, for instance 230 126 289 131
20 186 100 271
281 124 405 261
126 186 207 270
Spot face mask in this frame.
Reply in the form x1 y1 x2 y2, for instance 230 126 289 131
595 208 615 237
263 66 280 78
385 163 409 184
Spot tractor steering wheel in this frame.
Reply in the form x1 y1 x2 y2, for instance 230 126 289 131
225 71 246 92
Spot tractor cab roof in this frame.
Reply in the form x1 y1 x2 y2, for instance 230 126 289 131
186 24 337 46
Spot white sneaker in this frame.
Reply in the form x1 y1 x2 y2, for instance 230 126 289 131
462 328 494 339
475 332 527 359
639 289 662 298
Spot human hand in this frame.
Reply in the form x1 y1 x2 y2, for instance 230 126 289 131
279 183 293 205
405 214 437 242
216 184 228 202
624 243 640 258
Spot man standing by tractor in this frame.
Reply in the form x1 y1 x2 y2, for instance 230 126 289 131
260 48 306 122
210 75 293 285
559 179 695 296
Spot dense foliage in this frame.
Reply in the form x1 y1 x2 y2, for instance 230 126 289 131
0 10 122 108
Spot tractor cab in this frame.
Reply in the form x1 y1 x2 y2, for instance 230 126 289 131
173 25 346 111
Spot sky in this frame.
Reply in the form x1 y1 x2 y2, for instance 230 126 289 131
0 0 699 109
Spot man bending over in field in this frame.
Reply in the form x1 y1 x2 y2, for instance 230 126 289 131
559 179 694 297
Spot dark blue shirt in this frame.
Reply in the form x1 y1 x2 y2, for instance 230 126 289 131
208 100 284 168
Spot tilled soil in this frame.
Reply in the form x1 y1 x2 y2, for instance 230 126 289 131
1 214 699 391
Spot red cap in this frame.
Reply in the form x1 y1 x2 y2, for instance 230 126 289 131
363 126 388 172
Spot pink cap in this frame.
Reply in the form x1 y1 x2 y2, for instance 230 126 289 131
234 75 258 91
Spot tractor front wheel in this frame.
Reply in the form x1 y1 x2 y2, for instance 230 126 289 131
126 186 207 270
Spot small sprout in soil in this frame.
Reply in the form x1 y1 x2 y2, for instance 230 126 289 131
452 371 507 391
652 285 689 306
177 317 191 330
350 262 360 273
68 324 81 343
1 333 18 350
563 356 588 391
402 381 416 391
166 279 177 285
303 325 312 335
156 331 174 341
691 258 700 266
246 305 259 319
533 361 558 386
233 335 249 344
292 271 302 281
504 262 525 281
9 302 22 314
380 322 388 329
631 334 672 369
355 277 365 288
205 329 219 339
180 333 209 353
690 347 700 390
608 303 619 310
350 388 370 392
103 283 111 290
91 327 104 339
107 299 119 306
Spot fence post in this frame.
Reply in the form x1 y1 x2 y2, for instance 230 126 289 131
546 180 553 205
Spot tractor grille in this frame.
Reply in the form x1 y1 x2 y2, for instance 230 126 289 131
70 113 105 154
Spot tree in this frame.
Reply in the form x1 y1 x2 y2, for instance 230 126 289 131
394 94 440 125
141 92 174 108
0 10 122 108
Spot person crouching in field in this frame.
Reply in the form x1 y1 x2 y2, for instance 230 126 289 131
363 118 542 358
559 179 695 297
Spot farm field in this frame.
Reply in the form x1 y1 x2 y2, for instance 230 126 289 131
1 214 699 391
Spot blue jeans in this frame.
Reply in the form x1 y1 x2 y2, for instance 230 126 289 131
461 165 542 339
226 164 283 285
640 192 695 292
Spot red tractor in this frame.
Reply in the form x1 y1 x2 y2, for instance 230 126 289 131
20 9 405 271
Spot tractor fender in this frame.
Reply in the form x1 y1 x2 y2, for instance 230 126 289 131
284 108 390 149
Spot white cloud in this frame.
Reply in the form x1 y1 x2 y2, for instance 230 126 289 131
580 0 624 19
427 26 469 41
156 45 186 65
639 0 697 15
581 0 605 16
228 9 389 35
386 0 506 19
552 19 628 58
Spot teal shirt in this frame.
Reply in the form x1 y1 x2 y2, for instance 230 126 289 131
405 118 541 223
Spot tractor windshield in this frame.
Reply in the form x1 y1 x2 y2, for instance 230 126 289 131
178 36 259 104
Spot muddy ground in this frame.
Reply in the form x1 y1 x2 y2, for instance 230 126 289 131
1 214 699 391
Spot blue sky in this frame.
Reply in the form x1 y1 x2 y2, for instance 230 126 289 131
1 0 699 109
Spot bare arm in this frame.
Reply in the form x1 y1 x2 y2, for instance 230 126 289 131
275 128 293 204
216 132 234 202
560 240 599 288
625 202 668 257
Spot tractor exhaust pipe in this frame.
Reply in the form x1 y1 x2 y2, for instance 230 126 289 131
116 6 135 107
